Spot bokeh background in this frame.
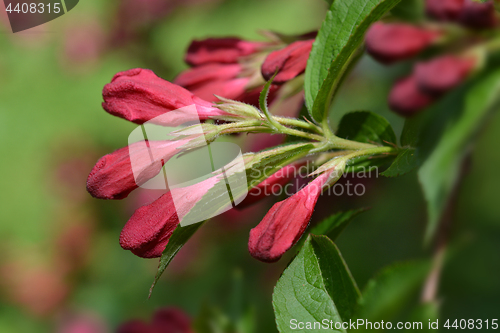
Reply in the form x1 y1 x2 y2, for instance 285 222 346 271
1 0 499 332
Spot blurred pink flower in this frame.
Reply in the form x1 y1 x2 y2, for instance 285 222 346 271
365 22 440 64
388 76 436 116
185 38 269 66
117 308 193 333
415 55 476 96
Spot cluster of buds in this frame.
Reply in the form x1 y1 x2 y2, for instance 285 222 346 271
87 31 394 263
365 0 499 116
173 33 315 107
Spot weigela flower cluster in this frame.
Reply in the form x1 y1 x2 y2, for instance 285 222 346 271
88 1 499 264
87 33 337 263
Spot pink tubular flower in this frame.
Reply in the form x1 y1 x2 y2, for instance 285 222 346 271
248 171 332 263
261 39 313 83
174 63 243 87
174 63 250 102
102 68 228 125
185 38 268 66
458 0 497 30
388 76 436 116
426 0 464 21
415 55 475 96
117 307 192 333
86 139 191 200
237 164 300 209
365 22 440 64
119 176 218 258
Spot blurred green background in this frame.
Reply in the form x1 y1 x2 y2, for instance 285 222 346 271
0 0 499 332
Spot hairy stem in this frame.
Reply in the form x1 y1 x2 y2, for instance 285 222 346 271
274 116 323 134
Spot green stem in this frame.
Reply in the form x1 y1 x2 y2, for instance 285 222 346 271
221 126 272 135
274 116 323 134
218 120 324 141
321 117 336 140
329 136 379 150
342 146 396 161
278 127 325 142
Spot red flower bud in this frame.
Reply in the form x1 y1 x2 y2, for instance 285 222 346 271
119 177 218 258
174 63 250 102
261 39 313 83
236 84 281 107
174 63 243 87
237 164 300 209
415 55 475 96
102 68 227 125
458 0 497 29
365 23 440 64
248 171 331 262
388 76 436 116
185 38 268 66
87 139 190 200
426 0 464 21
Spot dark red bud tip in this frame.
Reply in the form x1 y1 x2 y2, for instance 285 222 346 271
365 23 440 65
185 38 268 66
458 0 497 30
86 140 186 200
119 177 217 258
119 192 179 258
261 39 314 83
426 0 464 21
102 68 202 124
86 146 139 200
388 76 436 117
415 55 475 96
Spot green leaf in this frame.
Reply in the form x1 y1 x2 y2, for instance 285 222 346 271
149 222 204 297
356 261 430 322
337 111 397 146
309 208 367 240
304 0 402 123
381 148 418 177
408 302 440 333
273 235 360 333
400 113 426 148
390 0 425 22
344 152 395 174
419 69 500 243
